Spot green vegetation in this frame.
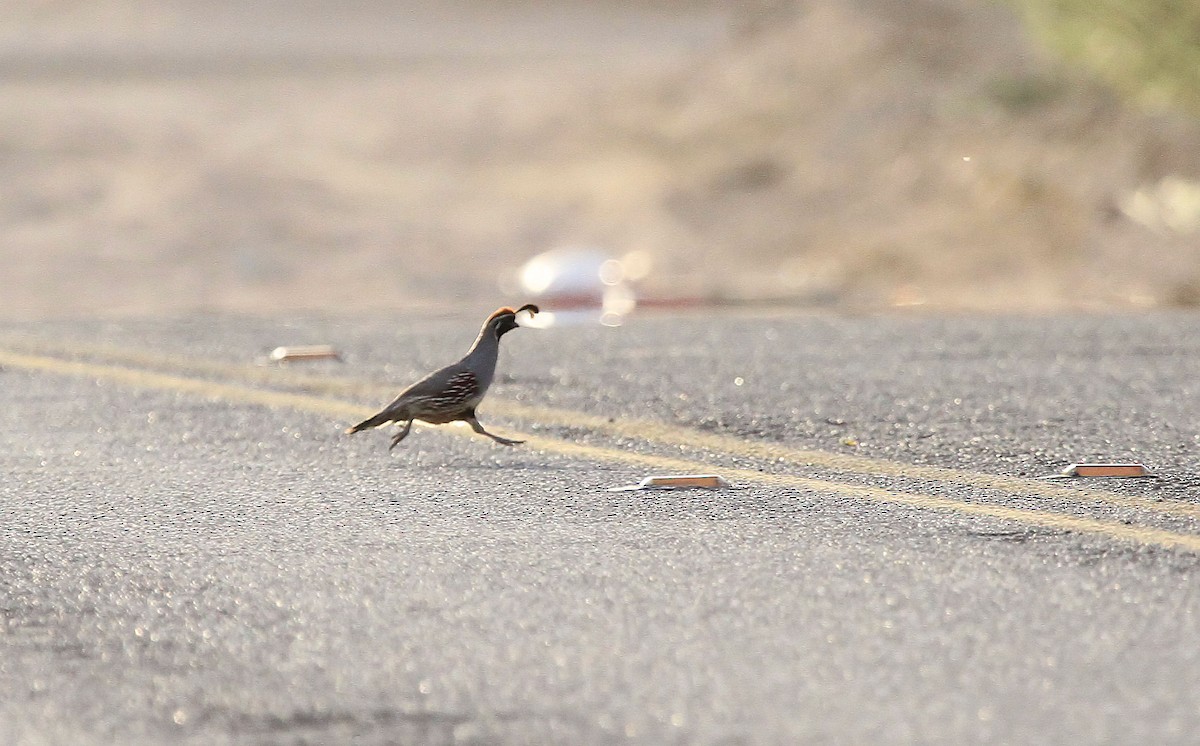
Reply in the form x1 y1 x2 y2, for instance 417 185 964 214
985 73 1069 111
1016 0 1200 115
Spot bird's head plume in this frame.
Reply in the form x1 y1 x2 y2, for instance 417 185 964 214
486 304 539 337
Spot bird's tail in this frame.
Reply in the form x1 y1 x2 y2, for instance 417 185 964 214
345 411 392 435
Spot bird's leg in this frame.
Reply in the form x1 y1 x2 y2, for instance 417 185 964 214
388 420 413 451
466 416 524 446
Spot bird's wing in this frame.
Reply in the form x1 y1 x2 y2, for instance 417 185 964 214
390 367 481 416
395 363 463 397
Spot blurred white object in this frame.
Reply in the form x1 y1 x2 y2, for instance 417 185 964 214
1119 176 1200 235
514 246 641 326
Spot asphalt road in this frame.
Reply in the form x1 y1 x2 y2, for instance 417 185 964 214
3 309 1200 745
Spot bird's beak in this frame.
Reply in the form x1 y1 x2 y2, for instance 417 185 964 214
514 305 539 327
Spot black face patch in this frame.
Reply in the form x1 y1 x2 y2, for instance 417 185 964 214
494 313 519 337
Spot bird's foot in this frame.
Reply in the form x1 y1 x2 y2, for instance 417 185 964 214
388 421 414 451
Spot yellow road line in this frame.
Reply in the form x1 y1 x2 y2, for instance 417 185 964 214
492 400 1200 521
3 346 1200 553
3 336 1196 521
0 349 372 422
523 435 1200 553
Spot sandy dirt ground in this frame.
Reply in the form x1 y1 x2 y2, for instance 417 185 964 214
2 0 1199 319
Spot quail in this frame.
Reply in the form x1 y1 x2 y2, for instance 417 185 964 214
346 304 539 449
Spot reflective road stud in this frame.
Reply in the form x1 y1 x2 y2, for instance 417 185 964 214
1053 463 1154 478
609 474 733 492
